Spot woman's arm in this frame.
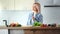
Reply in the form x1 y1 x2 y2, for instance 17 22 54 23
27 13 33 25
35 14 43 23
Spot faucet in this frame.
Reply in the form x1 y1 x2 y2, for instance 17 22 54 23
3 20 8 27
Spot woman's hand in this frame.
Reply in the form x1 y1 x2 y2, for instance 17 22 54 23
32 16 35 21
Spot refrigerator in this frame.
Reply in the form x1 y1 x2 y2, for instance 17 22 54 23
35 0 60 24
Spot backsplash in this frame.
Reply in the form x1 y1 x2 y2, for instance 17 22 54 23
0 10 31 26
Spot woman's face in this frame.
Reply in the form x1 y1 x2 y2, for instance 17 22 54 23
32 4 40 13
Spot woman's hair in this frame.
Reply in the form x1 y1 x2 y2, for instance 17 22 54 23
34 3 40 5
33 2 40 7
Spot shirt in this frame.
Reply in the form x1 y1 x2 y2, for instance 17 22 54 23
27 12 43 25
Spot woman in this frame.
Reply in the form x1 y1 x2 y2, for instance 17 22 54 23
27 3 43 25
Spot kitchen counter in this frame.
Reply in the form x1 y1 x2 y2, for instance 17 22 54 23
0 26 60 34
0 26 60 30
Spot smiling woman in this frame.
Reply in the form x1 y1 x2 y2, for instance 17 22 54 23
27 3 43 26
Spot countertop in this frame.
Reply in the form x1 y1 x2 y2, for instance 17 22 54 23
0 26 60 30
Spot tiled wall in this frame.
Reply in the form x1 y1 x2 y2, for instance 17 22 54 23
0 10 31 26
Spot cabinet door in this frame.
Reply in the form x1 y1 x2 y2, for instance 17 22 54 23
0 0 8 10
15 0 34 10
24 30 33 34
6 0 14 10
36 0 53 5
54 0 60 5
0 0 34 10
35 30 40 34
10 30 24 34
0 29 8 34
0 0 14 10
42 7 60 24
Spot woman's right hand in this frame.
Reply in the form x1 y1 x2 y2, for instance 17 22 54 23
32 16 35 21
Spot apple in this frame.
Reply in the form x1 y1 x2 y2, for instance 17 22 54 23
40 24 47 27
9 23 16 27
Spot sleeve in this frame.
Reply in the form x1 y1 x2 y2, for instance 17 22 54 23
27 13 32 25
35 14 43 23
39 14 43 23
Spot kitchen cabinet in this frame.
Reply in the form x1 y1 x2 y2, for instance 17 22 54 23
35 0 53 5
15 0 34 10
10 30 24 34
44 0 53 5
24 30 40 34
36 0 60 6
42 7 60 24
0 27 60 34
24 30 33 34
0 0 14 10
6 0 14 10
0 0 34 10
34 30 41 34
54 0 60 5
24 29 60 34
0 29 8 34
